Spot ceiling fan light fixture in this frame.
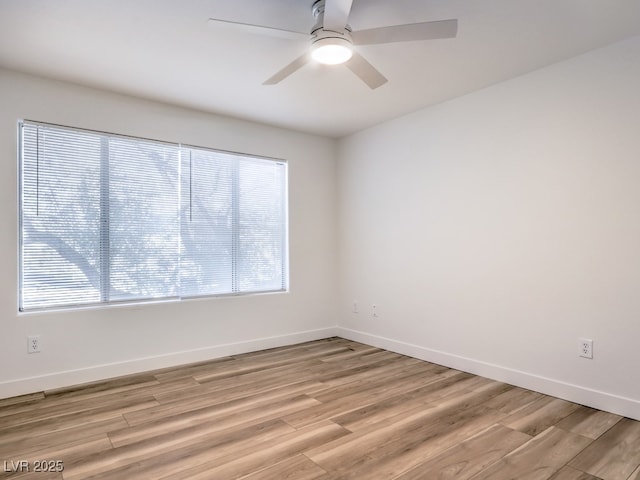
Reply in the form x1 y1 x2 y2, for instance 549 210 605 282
311 36 353 65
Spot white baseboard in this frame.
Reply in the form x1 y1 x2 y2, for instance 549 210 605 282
0 327 340 399
6 325 639 422
337 327 640 421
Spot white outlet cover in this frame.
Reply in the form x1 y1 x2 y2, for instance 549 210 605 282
579 337 593 359
27 335 41 353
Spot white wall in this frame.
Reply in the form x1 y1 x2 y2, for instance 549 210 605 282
337 36 640 419
0 69 339 398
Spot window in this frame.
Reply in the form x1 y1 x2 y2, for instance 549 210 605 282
19 121 288 311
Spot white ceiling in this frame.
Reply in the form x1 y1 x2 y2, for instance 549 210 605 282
1 0 639 138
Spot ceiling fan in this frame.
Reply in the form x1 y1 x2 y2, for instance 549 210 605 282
208 0 458 89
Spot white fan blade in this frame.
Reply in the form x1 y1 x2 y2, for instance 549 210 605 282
352 19 458 45
263 53 310 85
208 18 308 40
346 52 388 89
323 0 354 32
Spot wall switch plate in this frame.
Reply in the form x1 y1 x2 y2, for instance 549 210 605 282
579 338 593 359
352 301 359 313
28 335 41 354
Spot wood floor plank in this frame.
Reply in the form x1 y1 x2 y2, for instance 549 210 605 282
0 338 638 480
282 367 449 429
312 357 436 397
483 386 545 415
628 465 640 480
0 417 127 459
111 393 319 448
11 434 113 471
306 382 513 476
319 344 382 362
62 418 295 480
0 392 45 409
44 374 158 400
500 396 581 436
569 418 640 480
556 406 622 440
0 386 159 428
151 356 235 383
160 421 349 480
467 426 592 480
238 454 328 480
331 370 467 431
393 424 531 480
0 397 157 445
548 465 603 479
123 378 321 428
151 364 324 411
191 344 354 383
229 338 346 364
0 426 112 461
312 405 506 480
0 387 159 428
309 358 437 398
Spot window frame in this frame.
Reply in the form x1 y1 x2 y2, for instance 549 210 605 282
18 120 289 313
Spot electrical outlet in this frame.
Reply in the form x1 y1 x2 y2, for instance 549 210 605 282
579 338 593 359
27 335 41 354
372 304 378 317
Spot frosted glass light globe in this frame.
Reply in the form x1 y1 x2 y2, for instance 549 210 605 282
311 37 353 65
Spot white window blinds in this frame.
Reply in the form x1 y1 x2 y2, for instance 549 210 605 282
107 137 181 303
180 148 234 297
236 157 287 293
19 121 288 311
21 124 103 309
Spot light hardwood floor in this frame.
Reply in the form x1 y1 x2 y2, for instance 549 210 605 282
1 337 639 479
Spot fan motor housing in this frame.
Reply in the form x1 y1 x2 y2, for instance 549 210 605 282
311 0 352 34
